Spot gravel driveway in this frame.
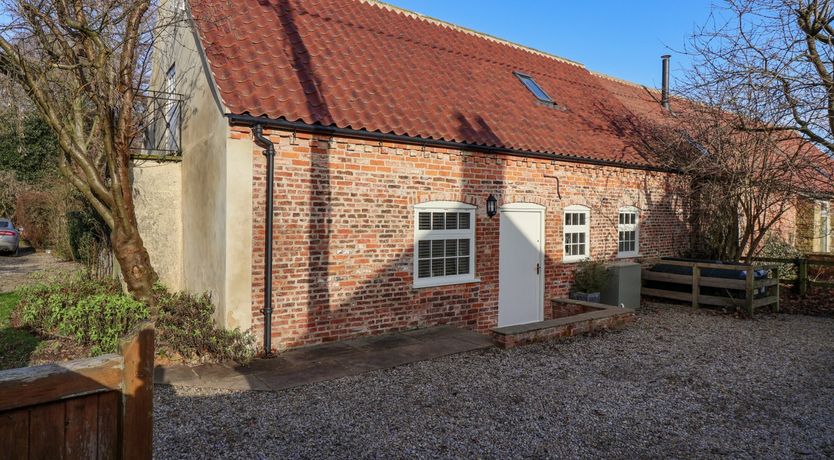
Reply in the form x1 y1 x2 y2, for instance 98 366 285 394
0 248 78 293
154 305 834 459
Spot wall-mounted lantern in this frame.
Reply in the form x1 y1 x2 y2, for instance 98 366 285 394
486 194 497 218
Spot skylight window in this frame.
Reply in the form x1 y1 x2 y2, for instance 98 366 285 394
514 71 554 104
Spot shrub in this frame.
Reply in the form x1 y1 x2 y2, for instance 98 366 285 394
18 275 256 363
14 191 52 248
572 260 609 293
8 183 81 258
18 275 145 354
758 237 803 280
57 294 149 355
18 274 122 334
0 171 24 218
0 114 59 183
154 286 256 364
67 207 112 278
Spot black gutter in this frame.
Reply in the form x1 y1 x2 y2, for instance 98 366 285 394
227 114 676 174
252 124 275 357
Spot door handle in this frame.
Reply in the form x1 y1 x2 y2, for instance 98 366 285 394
536 263 540 274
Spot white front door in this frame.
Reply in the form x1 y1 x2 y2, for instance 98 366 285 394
498 204 545 327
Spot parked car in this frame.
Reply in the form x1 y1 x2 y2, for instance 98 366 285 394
0 218 20 256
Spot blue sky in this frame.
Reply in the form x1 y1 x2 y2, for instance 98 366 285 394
383 1 717 88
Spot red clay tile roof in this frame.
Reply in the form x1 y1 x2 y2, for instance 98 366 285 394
594 74 669 124
189 0 655 166
596 72 834 194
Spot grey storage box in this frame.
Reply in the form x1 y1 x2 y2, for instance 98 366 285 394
601 262 641 308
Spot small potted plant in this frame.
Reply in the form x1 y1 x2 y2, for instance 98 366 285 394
570 260 608 303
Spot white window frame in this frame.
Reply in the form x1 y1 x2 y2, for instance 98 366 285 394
563 205 590 263
413 201 477 288
819 200 830 253
617 207 640 258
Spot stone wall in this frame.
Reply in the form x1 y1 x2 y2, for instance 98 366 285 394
492 299 636 348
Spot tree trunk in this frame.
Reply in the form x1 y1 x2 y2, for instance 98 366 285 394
111 223 158 312
688 185 703 255
722 214 741 261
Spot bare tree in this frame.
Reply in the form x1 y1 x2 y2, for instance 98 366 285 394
687 0 834 154
620 0 834 260
0 0 161 303
617 100 831 261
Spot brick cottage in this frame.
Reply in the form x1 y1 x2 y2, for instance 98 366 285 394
132 0 821 351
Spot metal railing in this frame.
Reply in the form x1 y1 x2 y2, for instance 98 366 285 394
131 89 183 158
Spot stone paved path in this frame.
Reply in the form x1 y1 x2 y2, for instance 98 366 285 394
154 325 493 391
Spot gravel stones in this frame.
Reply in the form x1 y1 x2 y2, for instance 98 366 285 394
154 305 834 459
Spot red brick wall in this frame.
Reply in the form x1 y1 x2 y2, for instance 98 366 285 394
769 200 798 247
244 126 689 350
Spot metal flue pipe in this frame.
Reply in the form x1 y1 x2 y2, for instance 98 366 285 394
661 54 671 111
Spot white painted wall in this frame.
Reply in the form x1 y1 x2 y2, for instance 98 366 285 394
132 161 183 291
139 0 253 331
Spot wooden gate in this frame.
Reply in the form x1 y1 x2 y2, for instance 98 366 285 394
0 322 154 459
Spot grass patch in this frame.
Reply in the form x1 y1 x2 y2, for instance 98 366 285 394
0 291 41 370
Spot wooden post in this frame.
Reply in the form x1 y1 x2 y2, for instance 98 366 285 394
773 265 780 312
692 265 700 309
746 267 755 317
797 258 809 297
120 321 154 460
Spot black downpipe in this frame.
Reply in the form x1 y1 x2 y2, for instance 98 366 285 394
253 124 275 357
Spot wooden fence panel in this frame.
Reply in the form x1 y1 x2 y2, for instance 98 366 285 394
97 392 120 460
0 355 123 412
0 322 154 460
749 256 834 295
29 402 66 459
0 409 29 459
65 394 99 459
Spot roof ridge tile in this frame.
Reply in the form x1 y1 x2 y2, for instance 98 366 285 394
360 0 586 68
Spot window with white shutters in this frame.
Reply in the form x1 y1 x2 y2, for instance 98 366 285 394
414 202 476 287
